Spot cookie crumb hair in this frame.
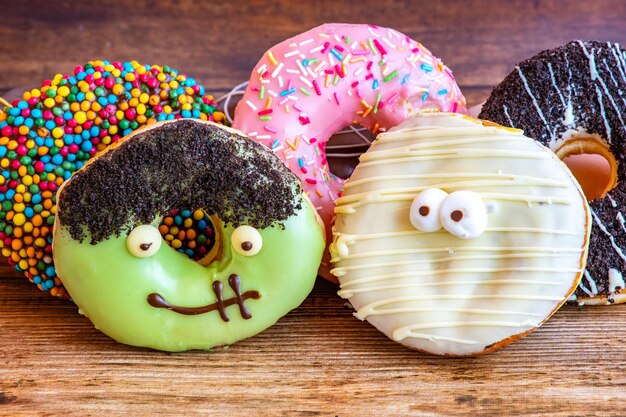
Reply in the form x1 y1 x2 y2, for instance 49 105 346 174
57 120 302 244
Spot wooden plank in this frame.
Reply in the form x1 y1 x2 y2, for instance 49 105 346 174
1 276 626 416
1 0 626 100
2 0 626 415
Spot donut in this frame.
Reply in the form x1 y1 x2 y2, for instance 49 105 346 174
0 60 225 298
52 119 325 351
330 112 590 356
233 23 466 280
479 40 626 305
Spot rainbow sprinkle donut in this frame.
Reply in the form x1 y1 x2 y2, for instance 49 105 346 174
0 60 224 298
233 23 467 280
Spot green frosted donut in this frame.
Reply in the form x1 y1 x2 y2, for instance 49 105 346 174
52 119 325 351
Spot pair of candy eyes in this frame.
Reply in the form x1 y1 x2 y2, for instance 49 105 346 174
126 224 263 258
409 189 488 239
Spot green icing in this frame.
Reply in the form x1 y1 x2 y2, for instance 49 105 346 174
53 198 324 352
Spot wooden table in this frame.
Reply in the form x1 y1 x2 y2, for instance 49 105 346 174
1 1 626 415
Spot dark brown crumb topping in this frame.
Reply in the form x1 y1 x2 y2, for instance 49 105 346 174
57 120 302 244
479 40 626 300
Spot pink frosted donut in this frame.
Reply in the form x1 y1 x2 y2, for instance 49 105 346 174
233 23 466 280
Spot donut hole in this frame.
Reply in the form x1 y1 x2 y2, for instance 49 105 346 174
326 125 375 179
158 210 219 265
555 137 618 201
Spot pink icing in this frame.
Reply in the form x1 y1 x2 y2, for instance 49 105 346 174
233 23 466 280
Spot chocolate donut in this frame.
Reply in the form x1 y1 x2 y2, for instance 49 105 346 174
479 40 626 305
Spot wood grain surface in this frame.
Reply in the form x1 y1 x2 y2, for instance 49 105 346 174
1 1 626 416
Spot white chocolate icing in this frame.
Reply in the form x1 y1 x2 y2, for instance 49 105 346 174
330 112 590 355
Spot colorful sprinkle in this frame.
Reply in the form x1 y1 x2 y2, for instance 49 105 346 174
159 209 216 262
373 39 387 56
0 60 223 298
280 88 296 97
330 48 344 61
312 80 322 96
374 93 382 113
383 70 399 83
267 51 278 66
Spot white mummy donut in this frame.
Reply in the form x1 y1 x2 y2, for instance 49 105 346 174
330 112 591 356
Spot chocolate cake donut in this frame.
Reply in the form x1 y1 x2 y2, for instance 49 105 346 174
479 40 626 305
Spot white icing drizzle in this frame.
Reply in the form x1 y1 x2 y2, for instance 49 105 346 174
547 62 567 107
356 149 551 169
340 267 583 288
602 58 621 88
577 40 620 142
359 293 565 311
361 147 549 162
392 320 540 343
617 212 626 233
391 333 479 345
578 42 626 129
359 306 543 317
516 66 554 140
556 52 577 139
591 208 626 263
607 192 618 208
340 279 564 298
344 172 570 190
577 40 599 80
343 178 566 195
563 101 575 126
331 246 584 263
333 252 583 277
603 57 626 107
331 113 589 355
503 105 514 127
378 130 522 144
338 178 572 204
609 42 626 85
579 270 599 297
593 84 612 142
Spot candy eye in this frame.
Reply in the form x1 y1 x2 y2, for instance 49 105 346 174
410 188 449 232
127 225 162 258
231 225 263 256
439 190 487 239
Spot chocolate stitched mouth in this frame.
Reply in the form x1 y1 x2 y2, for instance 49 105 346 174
147 274 260 321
